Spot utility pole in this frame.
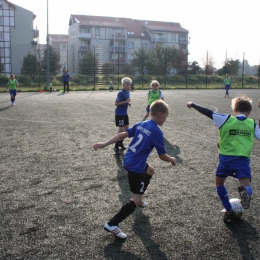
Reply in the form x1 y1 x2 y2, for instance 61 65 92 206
46 0 51 92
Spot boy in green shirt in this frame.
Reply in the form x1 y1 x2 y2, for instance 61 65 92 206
6 74 19 106
142 80 164 121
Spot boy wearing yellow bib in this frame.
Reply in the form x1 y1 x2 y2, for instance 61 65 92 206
6 74 19 106
142 80 164 121
187 96 260 222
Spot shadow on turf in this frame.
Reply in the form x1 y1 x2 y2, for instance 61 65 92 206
164 137 183 164
0 105 12 111
225 219 259 259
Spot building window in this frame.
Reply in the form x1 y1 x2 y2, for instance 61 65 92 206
0 17 3 25
0 5 3 9
142 43 148 49
127 42 134 49
0 32 3 40
95 28 100 38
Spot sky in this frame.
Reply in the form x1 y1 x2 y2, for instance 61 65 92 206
9 0 260 69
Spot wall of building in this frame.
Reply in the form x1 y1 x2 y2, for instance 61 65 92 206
10 4 35 75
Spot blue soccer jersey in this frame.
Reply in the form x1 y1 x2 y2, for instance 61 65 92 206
123 120 167 174
115 89 130 116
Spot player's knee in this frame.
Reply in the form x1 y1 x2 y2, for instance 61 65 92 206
146 166 155 176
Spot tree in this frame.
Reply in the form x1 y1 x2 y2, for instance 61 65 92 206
78 51 98 76
101 62 115 75
188 61 201 74
41 46 61 75
130 46 180 75
130 48 151 74
217 59 240 76
21 53 40 76
258 65 260 77
201 54 215 75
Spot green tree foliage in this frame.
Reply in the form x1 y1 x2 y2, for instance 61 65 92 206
41 46 61 75
21 53 40 76
101 62 115 75
217 59 240 76
258 65 260 77
78 51 98 75
130 46 184 75
188 61 201 74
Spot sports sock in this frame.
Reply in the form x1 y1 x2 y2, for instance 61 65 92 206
245 186 252 196
216 185 232 212
143 174 152 192
108 200 136 226
115 142 119 148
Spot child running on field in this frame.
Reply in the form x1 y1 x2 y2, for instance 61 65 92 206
93 100 176 239
109 81 114 91
187 95 260 222
6 74 19 106
113 77 132 154
142 80 164 121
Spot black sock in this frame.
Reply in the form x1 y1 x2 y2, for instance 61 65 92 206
143 174 152 192
115 142 119 148
108 200 136 226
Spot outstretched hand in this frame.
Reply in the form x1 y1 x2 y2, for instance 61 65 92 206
93 142 105 151
187 102 193 108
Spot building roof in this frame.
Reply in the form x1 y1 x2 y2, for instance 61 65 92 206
49 34 68 42
69 15 188 38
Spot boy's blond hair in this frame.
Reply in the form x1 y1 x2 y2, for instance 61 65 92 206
231 95 252 113
121 77 132 85
150 100 169 116
151 80 159 87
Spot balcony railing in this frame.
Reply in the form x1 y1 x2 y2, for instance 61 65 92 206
110 58 126 64
77 32 91 39
178 39 189 44
78 46 91 51
111 33 126 40
110 46 126 52
151 37 166 43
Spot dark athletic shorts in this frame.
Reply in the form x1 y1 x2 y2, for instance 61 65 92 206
115 115 129 127
125 164 149 195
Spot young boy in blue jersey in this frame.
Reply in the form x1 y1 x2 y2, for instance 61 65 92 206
6 74 19 106
93 100 176 239
187 95 260 223
142 80 164 121
114 77 132 154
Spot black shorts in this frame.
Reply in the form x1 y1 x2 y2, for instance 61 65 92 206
115 115 129 127
126 164 149 195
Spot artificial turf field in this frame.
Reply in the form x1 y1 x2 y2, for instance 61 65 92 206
1 89 260 259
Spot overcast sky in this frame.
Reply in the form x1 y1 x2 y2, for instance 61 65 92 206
10 0 260 68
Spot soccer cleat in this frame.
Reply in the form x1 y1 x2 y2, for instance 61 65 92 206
113 147 120 155
141 201 148 208
119 143 126 150
238 186 251 209
223 209 237 223
12 102 15 106
104 222 127 239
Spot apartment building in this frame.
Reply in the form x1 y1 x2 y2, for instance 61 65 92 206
68 15 189 74
0 0 38 75
48 34 68 73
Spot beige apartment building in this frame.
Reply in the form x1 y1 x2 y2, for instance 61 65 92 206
68 15 189 74
48 34 68 73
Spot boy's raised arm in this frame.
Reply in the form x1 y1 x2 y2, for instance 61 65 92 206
187 102 213 119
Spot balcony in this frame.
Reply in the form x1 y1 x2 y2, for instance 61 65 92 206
111 33 126 40
110 46 126 52
151 37 166 43
77 32 91 39
110 58 126 64
78 46 91 51
178 39 189 44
